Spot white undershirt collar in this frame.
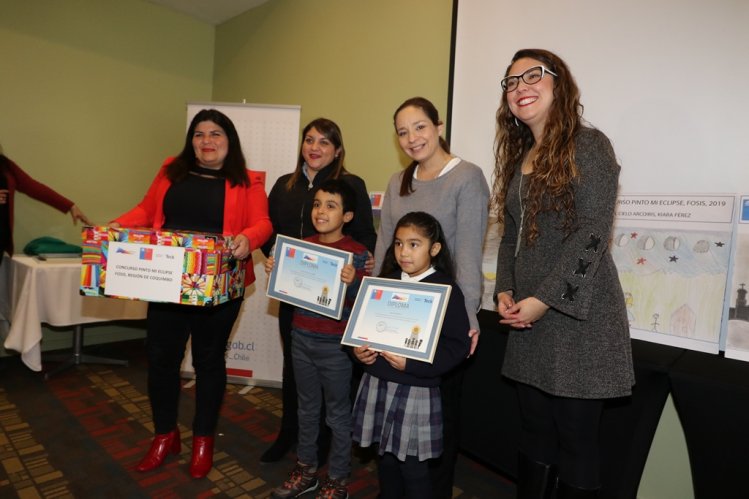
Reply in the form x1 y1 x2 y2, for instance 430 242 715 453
413 157 461 180
401 266 436 282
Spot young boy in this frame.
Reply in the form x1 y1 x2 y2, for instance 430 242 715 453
268 179 369 499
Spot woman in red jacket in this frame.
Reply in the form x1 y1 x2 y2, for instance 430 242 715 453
112 109 272 478
0 150 92 260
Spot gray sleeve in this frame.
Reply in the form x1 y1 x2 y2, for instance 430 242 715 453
373 173 399 276
453 164 490 332
534 129 621 320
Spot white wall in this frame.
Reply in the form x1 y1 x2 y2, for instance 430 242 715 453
450 0 749 194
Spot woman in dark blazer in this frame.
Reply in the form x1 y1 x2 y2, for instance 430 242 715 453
260 117 376 463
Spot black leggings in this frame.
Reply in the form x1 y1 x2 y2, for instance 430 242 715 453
146 299 242 435
277 302 298 437
377 452 432 499
517 382 604 488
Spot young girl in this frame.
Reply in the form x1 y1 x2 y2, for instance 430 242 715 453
352 211 470 499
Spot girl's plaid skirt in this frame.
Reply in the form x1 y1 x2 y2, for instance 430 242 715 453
352 372 443 461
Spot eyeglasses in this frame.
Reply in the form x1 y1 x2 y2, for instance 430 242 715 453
500 65 558 93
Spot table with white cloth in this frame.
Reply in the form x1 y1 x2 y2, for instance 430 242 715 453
0 254 147 372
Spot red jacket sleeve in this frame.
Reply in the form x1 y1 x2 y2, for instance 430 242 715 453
224 169 273 286
232 170 272 250
7 159 73 213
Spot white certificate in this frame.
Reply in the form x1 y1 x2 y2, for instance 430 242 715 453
341 276 451 363
266 235 352 320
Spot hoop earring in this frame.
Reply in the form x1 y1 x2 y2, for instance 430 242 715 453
514 117 520 127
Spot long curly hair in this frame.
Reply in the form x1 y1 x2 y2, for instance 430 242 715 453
491 49 583 244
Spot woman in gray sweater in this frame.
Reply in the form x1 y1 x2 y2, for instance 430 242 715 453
373 97 489 498
493 49 634 498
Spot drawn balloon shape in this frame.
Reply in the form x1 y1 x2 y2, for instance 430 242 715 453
663 236 680 251
637 235 655 250
693 240 710 253
615 233 629 247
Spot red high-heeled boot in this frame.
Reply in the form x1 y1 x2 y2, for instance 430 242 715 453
136 428 181 472
189 435 215 479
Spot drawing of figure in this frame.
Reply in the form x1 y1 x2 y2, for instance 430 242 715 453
624 292 635 326
650 313 660 332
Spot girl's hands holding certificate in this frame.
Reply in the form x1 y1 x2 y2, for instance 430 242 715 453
380 351 407 371
353 345 378 365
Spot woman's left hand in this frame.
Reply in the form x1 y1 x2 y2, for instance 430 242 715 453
231 234 251 260
380 351 407 371
499 297 549 329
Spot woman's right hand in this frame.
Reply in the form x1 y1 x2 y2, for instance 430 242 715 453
497 291 529 329
498 291 545 329
264 255 275 275
496 291 516 319
364 251 375 275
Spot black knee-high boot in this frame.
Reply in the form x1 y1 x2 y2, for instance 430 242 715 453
517 453 557 499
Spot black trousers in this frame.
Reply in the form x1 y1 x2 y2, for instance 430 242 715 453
276 301 298 439
517 382 604 488
146 299 242 435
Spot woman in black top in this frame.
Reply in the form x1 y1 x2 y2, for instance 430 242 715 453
113 109 272 478
260 118 376 463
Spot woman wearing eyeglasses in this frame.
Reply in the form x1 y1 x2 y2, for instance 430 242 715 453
492 49 634 498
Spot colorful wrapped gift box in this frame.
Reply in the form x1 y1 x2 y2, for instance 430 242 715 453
80 226 245 306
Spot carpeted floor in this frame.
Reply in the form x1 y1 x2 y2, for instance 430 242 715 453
0 340 515 498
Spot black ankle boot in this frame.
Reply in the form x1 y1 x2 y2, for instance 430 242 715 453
556 479 600 498
517 453 557 499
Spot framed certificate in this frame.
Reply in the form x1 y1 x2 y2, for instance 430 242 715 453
267 234 353 319
341 276 452 363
